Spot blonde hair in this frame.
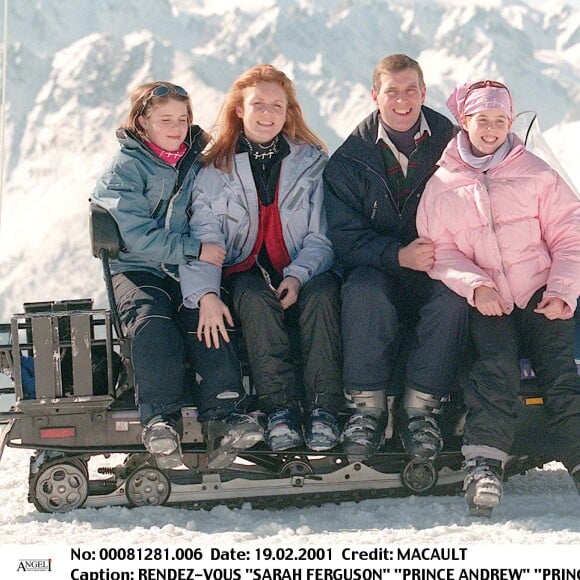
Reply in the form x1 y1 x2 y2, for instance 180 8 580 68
372 54 425 93
121 81 193 140
204 64 326 171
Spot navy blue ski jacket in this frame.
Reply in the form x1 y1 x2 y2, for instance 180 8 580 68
323 107 454 277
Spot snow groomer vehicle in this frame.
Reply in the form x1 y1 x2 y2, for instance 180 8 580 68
0 113 578 513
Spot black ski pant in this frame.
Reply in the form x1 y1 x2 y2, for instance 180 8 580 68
226 269 343 415
113 271 245 425
341 266 469 397
464 286 580 472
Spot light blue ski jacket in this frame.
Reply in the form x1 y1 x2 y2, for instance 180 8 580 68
91 126 208 278
180 138 334 307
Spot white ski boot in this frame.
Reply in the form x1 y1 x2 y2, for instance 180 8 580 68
142 415 184 469
463 457 504 517
204 413 264 469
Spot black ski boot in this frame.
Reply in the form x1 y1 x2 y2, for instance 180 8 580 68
341 390 386 462
399 388 443 461
304 408 341 452
142 415 184 469
463 457 504 517
265 408 303 452
204 413 264 469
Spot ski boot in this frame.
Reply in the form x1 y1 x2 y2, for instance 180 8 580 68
265 408 303 452
399 388 443 461
341 390 386 463
304 408 341 452
142 415 184 469
204 413 264 469
463 457 504 517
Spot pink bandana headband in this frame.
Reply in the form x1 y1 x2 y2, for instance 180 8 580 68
446 80 514 123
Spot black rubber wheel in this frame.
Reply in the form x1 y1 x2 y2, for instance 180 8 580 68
279 458 314 478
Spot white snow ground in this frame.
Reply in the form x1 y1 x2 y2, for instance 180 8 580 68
0 447 578 545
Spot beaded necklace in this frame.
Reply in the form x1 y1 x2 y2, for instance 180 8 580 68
240 134 280 160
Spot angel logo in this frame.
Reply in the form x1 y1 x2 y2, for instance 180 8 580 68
16 559 52 572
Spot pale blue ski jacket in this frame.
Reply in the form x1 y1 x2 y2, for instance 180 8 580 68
91 126 208 278
180 137 334 307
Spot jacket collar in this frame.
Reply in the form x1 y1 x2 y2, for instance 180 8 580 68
231 135 325 178
439 133 526 176
375 110 432 146
117 125 209 161
335 107 455 172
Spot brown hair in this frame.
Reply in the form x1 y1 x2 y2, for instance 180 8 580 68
372 54 425 93
121 81 193 140
204 64 326 171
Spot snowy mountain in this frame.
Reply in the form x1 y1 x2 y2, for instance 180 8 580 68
0 0 579 319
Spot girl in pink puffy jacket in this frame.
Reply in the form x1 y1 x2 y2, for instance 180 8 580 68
417 80 580 516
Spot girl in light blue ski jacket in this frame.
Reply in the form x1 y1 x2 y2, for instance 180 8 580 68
92 123 207 279
90 82 261 470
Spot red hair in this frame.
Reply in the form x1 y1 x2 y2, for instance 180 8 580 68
204 64 326 171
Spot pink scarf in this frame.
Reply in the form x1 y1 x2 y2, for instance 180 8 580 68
145 140 188 166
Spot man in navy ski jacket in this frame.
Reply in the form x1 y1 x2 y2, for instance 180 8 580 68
323 54 469 462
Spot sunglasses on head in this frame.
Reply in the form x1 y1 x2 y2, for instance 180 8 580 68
464 80 510 101
139 84 188 115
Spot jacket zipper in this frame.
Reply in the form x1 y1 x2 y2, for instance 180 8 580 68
344 154 435 221
482 173 509 283
164 143 202 227
162 166 180 224
345 155 403 219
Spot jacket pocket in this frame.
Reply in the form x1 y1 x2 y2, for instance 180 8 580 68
224 200 250 254
284 191 310 253
145 177 171 217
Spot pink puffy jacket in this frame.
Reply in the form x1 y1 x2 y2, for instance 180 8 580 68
417 135 580 318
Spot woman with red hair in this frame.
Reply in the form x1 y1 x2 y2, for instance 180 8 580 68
180 65 343 455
